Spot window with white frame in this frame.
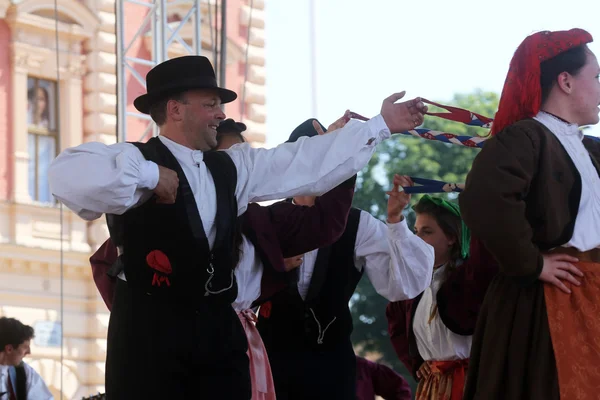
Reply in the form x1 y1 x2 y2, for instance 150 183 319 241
27 77 58 204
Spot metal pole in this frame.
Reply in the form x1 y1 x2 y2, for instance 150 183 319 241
152 0 168 137
308 0 318 116
219 0 227 87
116 0 126 142
159 0 168 62
213 1 219 75
193 0 201 55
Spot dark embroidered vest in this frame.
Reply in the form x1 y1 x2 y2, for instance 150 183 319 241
257 208 363 351
106 137 238 307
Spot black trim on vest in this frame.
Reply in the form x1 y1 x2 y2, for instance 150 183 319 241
304 208 362 306
304 245 332 305
205 151 239 250
408 292 424 375
15 363 26 400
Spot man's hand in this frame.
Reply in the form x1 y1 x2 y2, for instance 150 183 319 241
312 110 351 135
154 166 179 204
540 253 583 294
283 255 304 272
380 91 428 134
386 174 412 224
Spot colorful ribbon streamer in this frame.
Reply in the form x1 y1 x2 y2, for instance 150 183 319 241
348 100 600 194
402 128 487 148
348 100 600 147
421 98 493 128
402 177 464 194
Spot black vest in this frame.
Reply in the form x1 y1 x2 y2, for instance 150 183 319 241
106 137 239 307
8 363 26 400
257 208 363 351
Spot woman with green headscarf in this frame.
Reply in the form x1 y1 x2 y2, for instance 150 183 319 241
386 195 498 400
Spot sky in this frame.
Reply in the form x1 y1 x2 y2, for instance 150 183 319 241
264 0 600 147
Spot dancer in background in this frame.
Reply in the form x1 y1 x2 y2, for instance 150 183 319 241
386 195 497 400
257 127 434 400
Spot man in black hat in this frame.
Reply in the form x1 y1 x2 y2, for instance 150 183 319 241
48 55 428 399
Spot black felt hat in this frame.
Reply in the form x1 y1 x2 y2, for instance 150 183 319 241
217 118 247 134
286 118 327 143
133 56 237 114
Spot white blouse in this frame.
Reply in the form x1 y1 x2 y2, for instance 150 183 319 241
412 264 472 361
534 112 600 251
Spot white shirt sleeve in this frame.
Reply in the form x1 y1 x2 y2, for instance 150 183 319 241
354 211 434 301
226 115 390 213
23 363 54 400
49 114 389 220
48 142 159 221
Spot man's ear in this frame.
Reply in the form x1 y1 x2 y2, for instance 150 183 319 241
166 99 184 122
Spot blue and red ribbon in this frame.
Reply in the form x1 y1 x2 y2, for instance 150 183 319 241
348 99 600 194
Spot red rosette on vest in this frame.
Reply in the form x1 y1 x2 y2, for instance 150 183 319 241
259 301 272 319
146 250 172 287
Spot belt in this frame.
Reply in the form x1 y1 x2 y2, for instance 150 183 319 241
547 247 600 263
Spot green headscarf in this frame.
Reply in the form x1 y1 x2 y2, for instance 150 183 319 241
419 195 471 259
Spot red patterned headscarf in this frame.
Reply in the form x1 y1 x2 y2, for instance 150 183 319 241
490 29 593 136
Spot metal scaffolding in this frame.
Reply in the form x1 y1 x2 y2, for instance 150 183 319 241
115 0 203 143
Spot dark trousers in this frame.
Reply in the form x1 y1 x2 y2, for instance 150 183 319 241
106 279 251 399
268 340 357 400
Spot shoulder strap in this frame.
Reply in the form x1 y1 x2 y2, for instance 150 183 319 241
203 151 237 196
203 151 238 249
14 363 26 400
304 208 362 304
129 136 162 162
408 293 424 360
345 207 362 244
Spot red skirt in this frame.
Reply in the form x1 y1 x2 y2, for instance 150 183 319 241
544 261 600 399
415 359 468 400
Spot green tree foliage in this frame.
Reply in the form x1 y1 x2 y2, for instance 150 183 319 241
350 90 500 390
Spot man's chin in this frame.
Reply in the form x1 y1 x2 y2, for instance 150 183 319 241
207 140 219 150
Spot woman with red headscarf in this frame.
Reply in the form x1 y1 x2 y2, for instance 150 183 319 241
459 29 600 399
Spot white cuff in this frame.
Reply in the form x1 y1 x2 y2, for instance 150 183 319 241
139 161 159 190
387 218 412 239
365 114 391 145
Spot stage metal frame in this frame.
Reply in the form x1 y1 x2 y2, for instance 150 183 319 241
115 0 203 143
